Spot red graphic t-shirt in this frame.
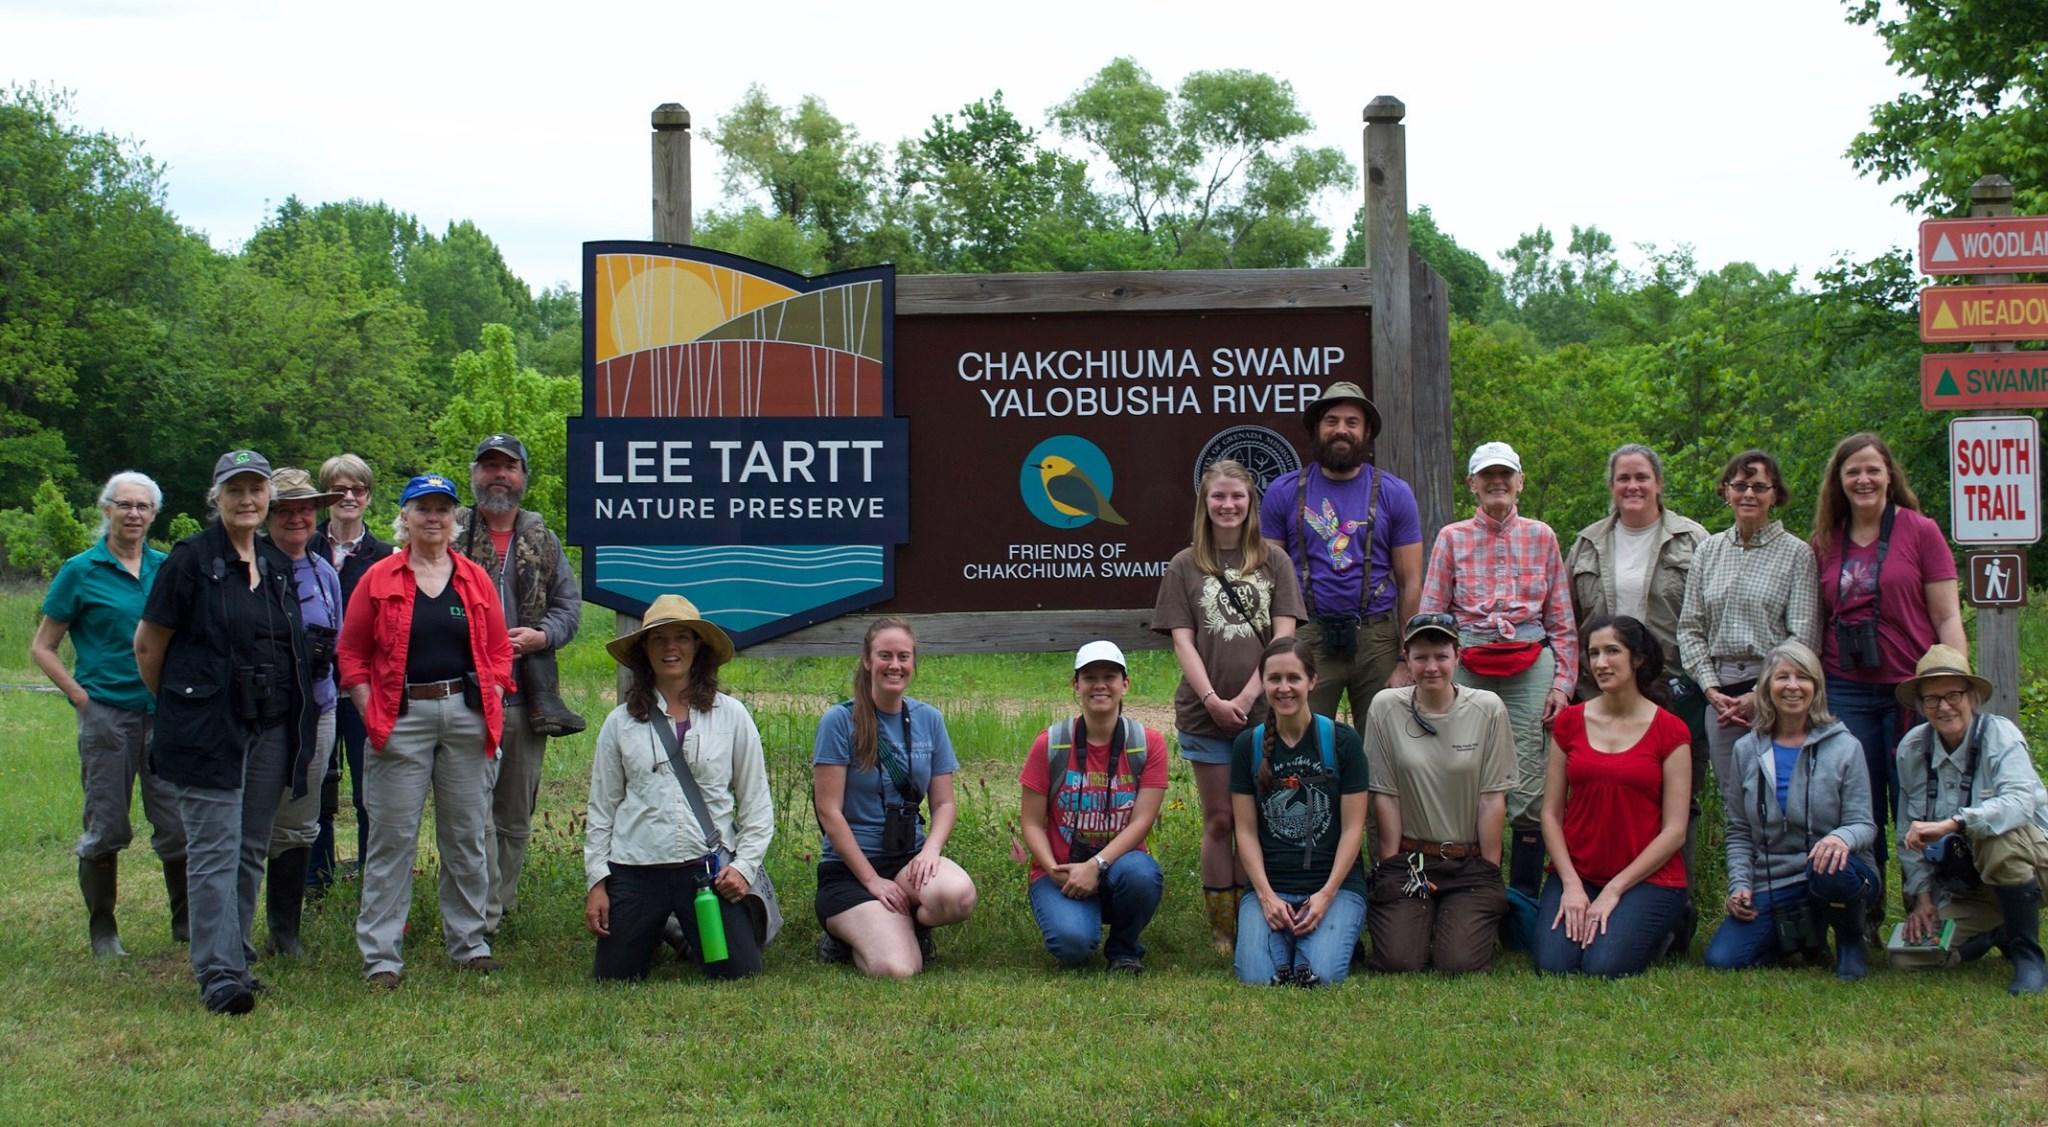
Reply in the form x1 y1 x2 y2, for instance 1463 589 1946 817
1551 704 1690 889
1018 722 1169 883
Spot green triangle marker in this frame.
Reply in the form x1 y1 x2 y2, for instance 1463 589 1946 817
1936 369 1960 397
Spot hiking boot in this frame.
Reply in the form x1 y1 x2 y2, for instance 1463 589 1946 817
458 955 503 974
366 971 403 991
206 986 255 1016
79 856 126 958
519 650 586 737
815 931 852 965
163 857 190 943
265 847 311 958
915 924 937 965
1993 881 2044 997
1203 887 1237 957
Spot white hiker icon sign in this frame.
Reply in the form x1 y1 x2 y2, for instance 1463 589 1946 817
1966 551 2029 609
1985 556 2011 601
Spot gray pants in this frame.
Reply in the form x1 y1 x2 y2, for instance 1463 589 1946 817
357 695 493 977
268 708 335 857
1454 648 1557 830
1705 657 1763 812
484 703 545 931
172 723 288 1006
77 700 185 862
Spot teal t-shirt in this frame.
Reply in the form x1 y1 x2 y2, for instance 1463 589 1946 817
1230 721 1370 897
41 539 166 712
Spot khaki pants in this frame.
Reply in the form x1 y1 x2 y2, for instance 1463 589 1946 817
1300 615 1399 732
1454 648 1556 830
1889 823 2048 970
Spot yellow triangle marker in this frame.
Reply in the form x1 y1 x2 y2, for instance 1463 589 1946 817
1931 300 1958 331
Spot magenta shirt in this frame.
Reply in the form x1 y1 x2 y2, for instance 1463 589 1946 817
1815 507 1956 684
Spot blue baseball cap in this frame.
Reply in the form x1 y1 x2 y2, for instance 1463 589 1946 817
399 474 460 505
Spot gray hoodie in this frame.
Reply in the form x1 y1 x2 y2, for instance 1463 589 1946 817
1724 720 1875 894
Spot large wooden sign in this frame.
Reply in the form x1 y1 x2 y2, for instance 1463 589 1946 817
1921 216 2048 275
1949 415 2041 545
1920 285 2048 343
1921 351 2048 409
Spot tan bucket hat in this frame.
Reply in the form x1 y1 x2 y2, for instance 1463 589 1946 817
1894 643 1995 709
605 593 735 668
269 466 344 507
1302 380 1383 437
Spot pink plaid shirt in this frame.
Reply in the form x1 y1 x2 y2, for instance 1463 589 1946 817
1419 507 1578 694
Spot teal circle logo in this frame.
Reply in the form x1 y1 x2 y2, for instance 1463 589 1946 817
1020 435 1127 528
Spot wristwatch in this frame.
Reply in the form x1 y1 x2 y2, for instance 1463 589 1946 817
1094 854 1110 874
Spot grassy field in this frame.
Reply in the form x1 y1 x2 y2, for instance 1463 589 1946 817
3 585 2048 1123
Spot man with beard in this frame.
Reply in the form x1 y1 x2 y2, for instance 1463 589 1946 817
1259 383 1423 732
459 434 584 935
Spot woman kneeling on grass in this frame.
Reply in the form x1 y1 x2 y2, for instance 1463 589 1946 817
812 617 978 977
1018 641 1169 972
584 594 779 980
1232 636 1369 986
1534 615 1691 977
1362 613 1513 974
1704 640 1878 980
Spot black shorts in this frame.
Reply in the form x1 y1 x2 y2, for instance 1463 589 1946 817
814 850 916 926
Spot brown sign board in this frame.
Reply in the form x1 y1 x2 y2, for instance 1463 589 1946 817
877 307 1372 613
1965 551 2029 609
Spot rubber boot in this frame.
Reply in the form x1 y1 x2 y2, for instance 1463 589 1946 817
1508 831 1545 900
1202 886 1237 956
163 857 190 943
1825 896 1870 981
265 847 310 958
80 856 126 958
519 650 586 737
1992 881 2044 996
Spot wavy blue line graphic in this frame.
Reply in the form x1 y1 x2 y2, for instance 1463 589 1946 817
594 544 886 635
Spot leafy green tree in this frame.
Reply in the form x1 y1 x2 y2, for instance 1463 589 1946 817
695 205 832 275
0 478 91 576
429 324 578 534
895 91 1103 274
706 87 889 270
243 196 425 294
1844 0 2048 214
1341 205 1505 322
527 283 581 378
408 220 537 376
1049 59 1354 267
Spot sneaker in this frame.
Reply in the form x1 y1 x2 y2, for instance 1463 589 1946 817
206 986 255 1016
458 955 503 974
1269 968 1298 987
815 931 852 964
246 976 272 996
1106 955 1145 975
366 971 402 991
1293 968 1323 989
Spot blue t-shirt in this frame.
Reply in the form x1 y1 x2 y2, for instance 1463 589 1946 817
812 696 959 863
1261 464 1422 618
1772 742 1801 811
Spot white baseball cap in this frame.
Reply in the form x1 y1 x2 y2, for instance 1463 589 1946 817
1467 441 1522 474
1074 640 1128 672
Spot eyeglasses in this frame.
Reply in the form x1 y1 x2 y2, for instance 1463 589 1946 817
1918 689 1972 712
109 501 156 513
1723 481 1776 495
334 485 371 497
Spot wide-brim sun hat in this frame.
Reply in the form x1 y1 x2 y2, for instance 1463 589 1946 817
606 593 736 669
1301 381 1383 438
269 467 344 507
1894 643 1995 709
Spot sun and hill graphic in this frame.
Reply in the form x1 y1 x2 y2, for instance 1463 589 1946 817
592 251 884 419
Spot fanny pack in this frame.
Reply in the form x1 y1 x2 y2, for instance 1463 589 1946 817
1460 640 1542 678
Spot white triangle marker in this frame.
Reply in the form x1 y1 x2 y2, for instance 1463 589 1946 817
1932 233 1959 263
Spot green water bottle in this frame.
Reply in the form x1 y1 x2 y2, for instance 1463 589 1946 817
695 883 729 963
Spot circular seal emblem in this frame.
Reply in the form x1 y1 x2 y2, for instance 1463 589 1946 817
1193 425 1302 493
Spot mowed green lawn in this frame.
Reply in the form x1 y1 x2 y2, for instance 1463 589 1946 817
1 591 2046 1123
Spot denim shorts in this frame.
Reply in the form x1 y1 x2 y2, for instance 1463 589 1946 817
1177 730 1236 766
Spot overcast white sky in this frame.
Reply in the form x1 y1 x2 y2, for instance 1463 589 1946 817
3 0 1922 293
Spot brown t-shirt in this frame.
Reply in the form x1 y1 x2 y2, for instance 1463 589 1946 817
1151 545 1304 738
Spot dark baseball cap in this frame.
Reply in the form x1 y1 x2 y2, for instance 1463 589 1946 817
474 434 528 464
212 449 273 488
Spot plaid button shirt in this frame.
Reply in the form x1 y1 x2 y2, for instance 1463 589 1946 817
1674 520 1821 689
1419 507 1578 695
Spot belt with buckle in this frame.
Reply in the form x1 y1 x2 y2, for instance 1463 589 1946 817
1399 837 1480 860
404 678 465 700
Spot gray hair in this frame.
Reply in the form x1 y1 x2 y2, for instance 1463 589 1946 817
391 497 460 547
94 471 163 540
204 476 276 523
1751 640 1836 734
1606 443 1666 485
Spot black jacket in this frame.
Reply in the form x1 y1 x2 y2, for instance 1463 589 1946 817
309 520 395 607
144 521 320 794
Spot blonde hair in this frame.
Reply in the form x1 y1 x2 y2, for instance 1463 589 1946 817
319 453 374 493
1751 640 1836 734
1190 460 1267 576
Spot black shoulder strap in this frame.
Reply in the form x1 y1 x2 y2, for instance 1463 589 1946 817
652 713 725 852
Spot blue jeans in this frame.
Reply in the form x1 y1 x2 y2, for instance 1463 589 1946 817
1703 857 1879 970
1027 852 1164 966
1234 887 1367 985
1531 875 1688 978
1826 675 1909 876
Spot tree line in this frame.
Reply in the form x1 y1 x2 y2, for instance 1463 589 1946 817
2 8 2040 575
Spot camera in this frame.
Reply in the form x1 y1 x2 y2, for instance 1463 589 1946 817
233 664 286 724
1926 832 1981 893
1314 614 1361 660
1835 618 1882 671
1067 838 1101 866
303 623 338 682
880 803 920 854
1771 898 1826 957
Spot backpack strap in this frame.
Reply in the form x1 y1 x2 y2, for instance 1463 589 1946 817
1250 723 1265 778
1044 720 1074 785
1315 714 1336 774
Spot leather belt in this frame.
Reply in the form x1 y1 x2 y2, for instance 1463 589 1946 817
1399 837 1480 860
405 678 465 700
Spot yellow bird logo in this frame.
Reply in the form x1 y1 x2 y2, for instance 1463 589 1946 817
1033 454 1127 526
